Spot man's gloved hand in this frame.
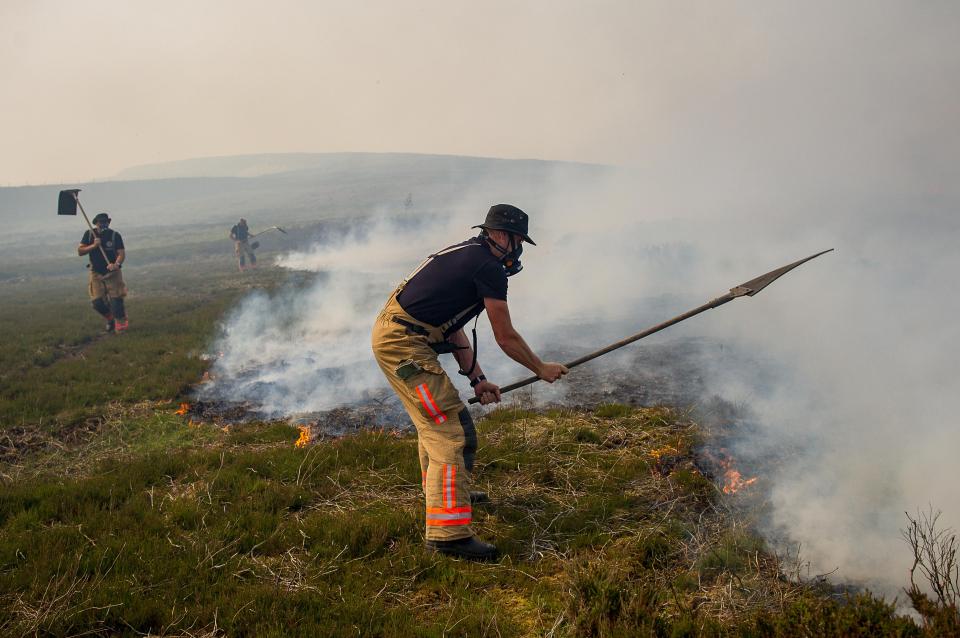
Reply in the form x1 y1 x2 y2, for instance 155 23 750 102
473 380 501 405
538 362 569 383
106 262 119 271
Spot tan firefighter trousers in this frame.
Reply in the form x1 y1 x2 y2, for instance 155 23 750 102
371 293 477 541
235 240 256 266
88 269 127 301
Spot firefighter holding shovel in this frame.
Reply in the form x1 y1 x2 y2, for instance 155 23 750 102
371 204 568 561
78 212 128 333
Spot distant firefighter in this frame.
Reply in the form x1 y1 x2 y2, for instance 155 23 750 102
77 212 128 333
229 218 257 271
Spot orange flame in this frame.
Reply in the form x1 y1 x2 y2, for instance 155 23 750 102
295 425 311 448
723 468 758 494
648 445 678 460
715 452 758 494
175 402 190 416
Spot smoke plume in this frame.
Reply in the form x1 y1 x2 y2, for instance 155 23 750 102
202 1 960 600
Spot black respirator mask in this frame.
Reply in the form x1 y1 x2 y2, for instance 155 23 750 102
483 232 524 277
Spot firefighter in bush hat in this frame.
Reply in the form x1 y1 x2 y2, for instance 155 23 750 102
77 212 128 333
371 204 568 561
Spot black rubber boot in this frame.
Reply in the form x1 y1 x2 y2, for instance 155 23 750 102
469 491 489 504
426 536 498 561
110 298 126 323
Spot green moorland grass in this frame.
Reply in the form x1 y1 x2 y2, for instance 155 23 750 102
0 405 937 637
0 260 286 432
0 257 954 636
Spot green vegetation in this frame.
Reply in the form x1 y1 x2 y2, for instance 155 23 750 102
0 262 285 432
3 401 952 636
1 249 956 636
593 403 633 419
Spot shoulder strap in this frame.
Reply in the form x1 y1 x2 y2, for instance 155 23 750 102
397 241 477 293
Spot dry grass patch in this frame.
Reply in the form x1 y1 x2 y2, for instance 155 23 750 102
0 403 941 636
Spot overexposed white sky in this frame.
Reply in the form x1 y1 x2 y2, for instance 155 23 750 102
2 1 958 185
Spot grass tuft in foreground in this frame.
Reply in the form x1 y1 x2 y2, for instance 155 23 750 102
1 405 949 636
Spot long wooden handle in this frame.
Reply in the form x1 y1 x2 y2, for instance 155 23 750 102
74 194 112 264
467 294 734 404
468 248 834 405
74 194 119 280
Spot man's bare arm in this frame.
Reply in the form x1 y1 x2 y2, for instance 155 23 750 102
448 329 484 379
449 328 501 404
484 298 567 382
107 249 125 271
78 236 100 256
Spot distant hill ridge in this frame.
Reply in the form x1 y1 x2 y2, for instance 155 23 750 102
0 152 612 236
113 152 606 181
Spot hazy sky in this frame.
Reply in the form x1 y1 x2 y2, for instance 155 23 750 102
4 1 957 185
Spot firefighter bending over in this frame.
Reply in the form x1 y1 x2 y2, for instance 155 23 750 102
371 204 567 561
77 212 128 333
230 218 257 271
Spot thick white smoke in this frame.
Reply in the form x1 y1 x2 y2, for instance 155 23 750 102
202 1 960 601
203 179 958 598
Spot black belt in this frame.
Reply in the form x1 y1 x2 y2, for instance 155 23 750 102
390 316 478 375
391 316 430 336
391 317 464 354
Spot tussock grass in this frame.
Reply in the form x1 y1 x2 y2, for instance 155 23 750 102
0 406 937 636
593 403 633 419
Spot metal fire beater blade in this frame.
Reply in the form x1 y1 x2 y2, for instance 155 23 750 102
728 248 834 298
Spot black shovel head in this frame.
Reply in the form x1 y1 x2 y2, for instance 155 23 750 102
58 189 81 215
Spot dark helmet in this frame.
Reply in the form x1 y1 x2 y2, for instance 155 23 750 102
92 212 111 225
472 204 536 245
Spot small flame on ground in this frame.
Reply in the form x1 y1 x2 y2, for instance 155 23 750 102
715 450 759 494
295 425 311 448
175 402 190 416
723 468 758 494
649 445 679 460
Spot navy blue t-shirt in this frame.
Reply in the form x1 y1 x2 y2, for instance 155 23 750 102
231 224 250 241
81 228 124 275
397 237 507 335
